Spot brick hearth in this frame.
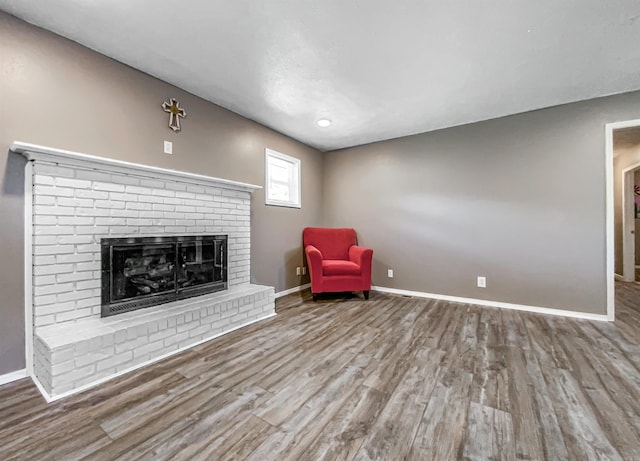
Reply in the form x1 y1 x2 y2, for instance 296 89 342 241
14 142 275 400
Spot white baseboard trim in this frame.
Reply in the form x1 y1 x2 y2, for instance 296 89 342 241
615 273 625 281
0 369 28 386
372 286 610 322
36 312 277 403
275 283 310 298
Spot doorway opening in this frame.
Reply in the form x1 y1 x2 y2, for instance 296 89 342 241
607 119 640 321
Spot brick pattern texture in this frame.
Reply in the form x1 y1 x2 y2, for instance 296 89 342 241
28 159 275 399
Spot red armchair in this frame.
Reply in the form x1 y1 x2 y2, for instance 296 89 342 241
303 227 373 301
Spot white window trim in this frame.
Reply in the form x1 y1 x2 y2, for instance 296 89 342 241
265 148 301 208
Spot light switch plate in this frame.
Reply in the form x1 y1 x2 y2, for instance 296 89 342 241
164 141 173 154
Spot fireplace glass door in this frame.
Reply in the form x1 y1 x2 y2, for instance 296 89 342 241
102 235 227 317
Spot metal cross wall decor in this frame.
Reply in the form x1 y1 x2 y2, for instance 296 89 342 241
162 98 187 132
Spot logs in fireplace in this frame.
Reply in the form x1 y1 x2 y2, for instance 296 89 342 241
101 235 227 317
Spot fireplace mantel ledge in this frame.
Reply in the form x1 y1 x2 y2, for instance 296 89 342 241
11 141 261 193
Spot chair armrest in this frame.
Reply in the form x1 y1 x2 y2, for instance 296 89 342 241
305 245 324 290
349 245 373 289
349 245 373 268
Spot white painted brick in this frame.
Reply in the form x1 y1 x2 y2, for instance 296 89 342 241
35 314 55 327
77 261 100 271
138 195 164 204
164 331 190 347
34 275 57 286
125 185 150 195
109 192 132 202
148 328 177 343
97 351 133 372
34 185 74 197
74 170 111 182
75 244 99 253
176 191 196 199
56 177 91 189
77 297 99 309
78 190 109 199
163 197 185 206
34 175 55 185
96 217 125 226
127 202 153 211
126 218 152 226
152 189 175 198
189 324 213 338
34 283 74 296
186 227 206 233
110 175 140 186
57 197 94 208
94 182 125 192
95 200 125 209
133 340 165 359
165 182 187 192
187 185 206 194
140 179 165 189
56 253 93 264
34 205 75 216
139 211 163 219
57 289 95 303
153 204 174 212
37 301 76 316
50 346 75 363
75 207 110 217
55 307 92 322
34 195 56 206
59 216 94 226
77 279 100 290
51 359 76 376
75 225 109 234
64 364 95 383
33 231 58 242
33 215 58 226
110 209 139 218
35 263 73 276
109 226 140 235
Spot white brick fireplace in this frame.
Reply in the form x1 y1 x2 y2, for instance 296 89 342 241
13 142 275 401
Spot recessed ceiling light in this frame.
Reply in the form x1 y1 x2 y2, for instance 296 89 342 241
317 119 332 127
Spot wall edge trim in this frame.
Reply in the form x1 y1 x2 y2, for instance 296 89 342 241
275 283 310 298
0 369 28 387
372 286 609 322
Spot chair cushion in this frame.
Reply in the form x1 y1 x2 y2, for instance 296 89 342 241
322 260 361 276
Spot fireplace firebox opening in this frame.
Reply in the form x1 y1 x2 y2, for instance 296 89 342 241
101 235 227 317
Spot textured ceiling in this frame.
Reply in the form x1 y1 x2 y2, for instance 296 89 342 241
2 1 640 151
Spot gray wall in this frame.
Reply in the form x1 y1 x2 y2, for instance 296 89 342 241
323 92 640 315
0 12 321 375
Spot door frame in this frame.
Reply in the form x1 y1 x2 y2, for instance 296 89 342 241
606 118 640 321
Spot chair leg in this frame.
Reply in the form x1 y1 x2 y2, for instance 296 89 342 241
312 293 318 301
363 290 369 300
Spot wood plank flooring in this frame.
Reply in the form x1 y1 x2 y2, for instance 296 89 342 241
1 283 640 460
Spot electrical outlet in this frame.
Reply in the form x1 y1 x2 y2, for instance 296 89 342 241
477 276 486 288
164 140 173 154
296 267 301 276
302 267 306 275
388 269 394 278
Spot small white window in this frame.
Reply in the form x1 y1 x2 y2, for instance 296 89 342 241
265 149 301 208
